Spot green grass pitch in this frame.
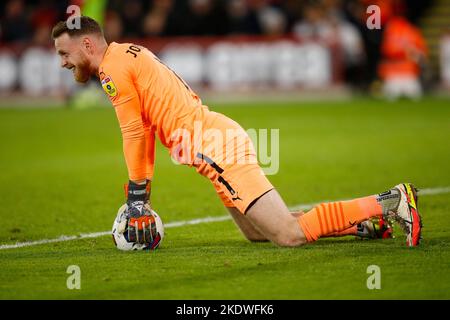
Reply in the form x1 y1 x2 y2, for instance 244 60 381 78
0 97 449 299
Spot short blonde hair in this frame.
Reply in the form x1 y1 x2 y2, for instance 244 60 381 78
51 16 103 39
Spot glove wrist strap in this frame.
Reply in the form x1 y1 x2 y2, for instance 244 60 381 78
125 180 150 203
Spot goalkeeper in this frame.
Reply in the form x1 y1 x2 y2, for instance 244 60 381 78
52 17 422 248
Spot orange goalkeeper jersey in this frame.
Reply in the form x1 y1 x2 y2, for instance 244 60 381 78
98 42 211 181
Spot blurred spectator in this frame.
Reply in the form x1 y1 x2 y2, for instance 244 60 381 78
142 0 177 36
0 0 30 43
344 0 410 87
324 0 366 87
182 0 228 36
30 0 59 30
292 0 366 87
258 5 287 36
103 10 123 42
226 0 261 35
120 0 145 38
292 2 334 41
32 25 51 46
30 0 59 46
378 15 428 99
279 0 303 32
245 0 288 36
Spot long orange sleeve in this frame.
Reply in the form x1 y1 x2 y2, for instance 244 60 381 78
100 55 152 181
115 99 148 181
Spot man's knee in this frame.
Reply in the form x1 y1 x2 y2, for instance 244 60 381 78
244 234 269 242
244 188 308 247
271 229 308 247
267 213 308 247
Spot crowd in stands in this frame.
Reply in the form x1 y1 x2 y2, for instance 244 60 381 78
0 0 434 91
1 0 432 42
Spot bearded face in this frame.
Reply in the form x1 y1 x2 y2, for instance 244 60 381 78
55 33 94 83
70 52 91 83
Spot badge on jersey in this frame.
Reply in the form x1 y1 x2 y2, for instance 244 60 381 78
101 76 117 97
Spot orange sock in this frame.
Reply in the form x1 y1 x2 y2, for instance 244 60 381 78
325 225 358 237
298 195 382 242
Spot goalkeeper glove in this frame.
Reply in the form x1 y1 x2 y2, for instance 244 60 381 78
125 180 156 245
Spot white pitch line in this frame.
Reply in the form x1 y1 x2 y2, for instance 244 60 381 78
416 186 450 196
1 186 449 251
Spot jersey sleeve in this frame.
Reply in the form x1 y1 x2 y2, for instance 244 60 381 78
100 61 149 182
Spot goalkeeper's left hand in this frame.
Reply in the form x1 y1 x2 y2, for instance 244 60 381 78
125 180 156 245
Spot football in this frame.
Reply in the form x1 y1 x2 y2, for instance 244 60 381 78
112 204 164 251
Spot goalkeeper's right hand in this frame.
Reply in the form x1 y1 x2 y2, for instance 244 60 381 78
125 180 156 245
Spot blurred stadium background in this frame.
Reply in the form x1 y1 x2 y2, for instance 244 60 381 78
1 1 450 300
0 0 448 107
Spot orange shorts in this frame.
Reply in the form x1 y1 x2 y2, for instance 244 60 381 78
192 113 274 214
